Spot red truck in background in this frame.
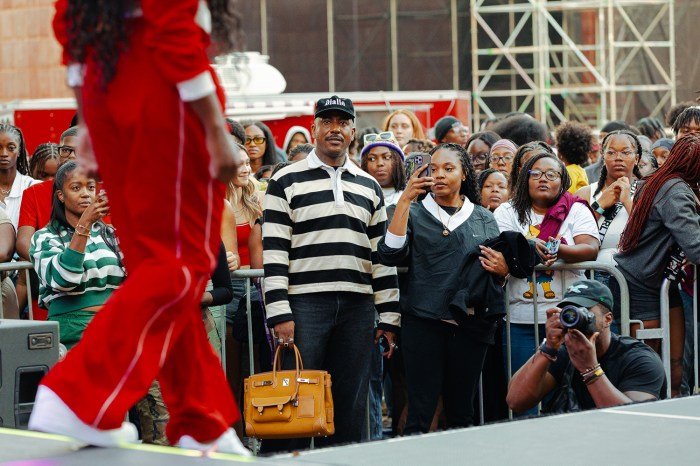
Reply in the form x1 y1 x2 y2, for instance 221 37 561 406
1 90 471 156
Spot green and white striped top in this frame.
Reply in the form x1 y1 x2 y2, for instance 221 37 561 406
30 222 125 317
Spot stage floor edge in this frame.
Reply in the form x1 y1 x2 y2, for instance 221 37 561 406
2 396 699 465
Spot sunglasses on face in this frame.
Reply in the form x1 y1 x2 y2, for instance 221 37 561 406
363 132 395 145
245 136 266 145
528 169 561 181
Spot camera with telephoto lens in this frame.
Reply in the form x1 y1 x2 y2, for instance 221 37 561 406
559 305 597 335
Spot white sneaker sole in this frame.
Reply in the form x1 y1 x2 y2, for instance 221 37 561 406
28 386 138 447
178 428 251 456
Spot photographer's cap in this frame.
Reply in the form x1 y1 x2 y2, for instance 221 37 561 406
557 279 614 311
315 95 355 120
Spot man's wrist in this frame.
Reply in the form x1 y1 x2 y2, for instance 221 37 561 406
539 338 558 361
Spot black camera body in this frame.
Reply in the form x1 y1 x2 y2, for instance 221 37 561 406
559 305 597 335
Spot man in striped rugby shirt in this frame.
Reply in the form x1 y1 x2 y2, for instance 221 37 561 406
262 96 400 447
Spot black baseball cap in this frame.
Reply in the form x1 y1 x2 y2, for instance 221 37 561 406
557 279 614 311
314 95 355 120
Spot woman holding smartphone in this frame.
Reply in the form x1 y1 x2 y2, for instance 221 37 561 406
378 143 509 433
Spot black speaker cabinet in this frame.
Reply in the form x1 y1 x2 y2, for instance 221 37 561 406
0 319 59 428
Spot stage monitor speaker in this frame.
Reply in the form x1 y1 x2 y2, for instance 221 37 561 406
0 319 59 428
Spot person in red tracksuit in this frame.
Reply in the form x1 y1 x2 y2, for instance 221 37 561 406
28 0 248 455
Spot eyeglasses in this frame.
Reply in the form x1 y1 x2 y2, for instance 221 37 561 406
490 155 514 164
470 153 489 162
604 149 636 160
364 132 395 145
528 169 561 181
58 145 76 159
245 136 266 145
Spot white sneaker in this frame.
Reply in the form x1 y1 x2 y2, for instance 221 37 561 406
178 428 251 456
28 386 138 447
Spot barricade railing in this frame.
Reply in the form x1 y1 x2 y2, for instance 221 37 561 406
658 264 698 400
0 261 34 320
504 260 631 419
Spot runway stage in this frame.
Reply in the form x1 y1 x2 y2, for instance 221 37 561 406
2 396 699 465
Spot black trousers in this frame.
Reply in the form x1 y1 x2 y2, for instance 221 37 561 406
402 314 489 435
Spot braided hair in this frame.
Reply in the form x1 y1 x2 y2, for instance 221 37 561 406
619 133 700 253
29 143 60 180
0 123 30 176
594 130 643 197
428 143 480 205
508 141 556 193
511 152 572 226
64 1 242 88
360 147 406 191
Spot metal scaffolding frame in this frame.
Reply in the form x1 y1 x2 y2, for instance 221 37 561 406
470 0 677 129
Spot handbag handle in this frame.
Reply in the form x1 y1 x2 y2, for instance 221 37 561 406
271 344 305 382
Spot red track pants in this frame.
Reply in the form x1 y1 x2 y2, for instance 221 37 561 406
40 24 240 443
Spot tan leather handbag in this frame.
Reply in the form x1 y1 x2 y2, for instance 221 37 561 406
243 345 335 439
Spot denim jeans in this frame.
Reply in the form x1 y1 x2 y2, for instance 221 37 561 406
367 342 384 440
503 323 545 417
261 291 375 452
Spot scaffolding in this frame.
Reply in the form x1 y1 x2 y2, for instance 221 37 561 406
470 0 677 129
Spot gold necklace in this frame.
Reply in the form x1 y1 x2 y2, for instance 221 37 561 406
435 199 464 236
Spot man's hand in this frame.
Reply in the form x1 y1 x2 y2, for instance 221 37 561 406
375 329 397 359
544 307 566 351
564 329 600 373
273 321 295 348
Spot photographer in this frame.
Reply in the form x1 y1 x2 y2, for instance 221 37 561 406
506 280 665 413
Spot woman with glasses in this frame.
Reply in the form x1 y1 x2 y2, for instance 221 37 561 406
0 123 38 228
489 139 518 177
466 131 500 176
244 121 282 174
494 153 599 398
574 130 642 285
508 141 556 194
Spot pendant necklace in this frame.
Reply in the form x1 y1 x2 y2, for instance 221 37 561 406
435 199 464 237
0 187 9 196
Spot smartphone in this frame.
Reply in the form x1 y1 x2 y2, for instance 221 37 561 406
545 237 561 255
404 152 432 179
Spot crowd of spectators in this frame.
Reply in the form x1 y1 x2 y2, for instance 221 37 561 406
2 97 700 453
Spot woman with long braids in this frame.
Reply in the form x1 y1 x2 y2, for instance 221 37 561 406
0 123 38 228
615 133 700 396
378 143 509 433
575 130 642 284
30 0 247 454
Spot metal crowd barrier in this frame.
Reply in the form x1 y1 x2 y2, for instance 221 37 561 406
658 264 699 400
0 261 34 320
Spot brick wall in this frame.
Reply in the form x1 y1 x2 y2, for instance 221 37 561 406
0 0 70 100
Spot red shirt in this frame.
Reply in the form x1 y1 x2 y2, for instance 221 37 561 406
18 181 53 230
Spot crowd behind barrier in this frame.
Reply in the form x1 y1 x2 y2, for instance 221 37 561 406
3 259 694 429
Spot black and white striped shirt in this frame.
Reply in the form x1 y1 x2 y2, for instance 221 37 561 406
262 150 400 331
